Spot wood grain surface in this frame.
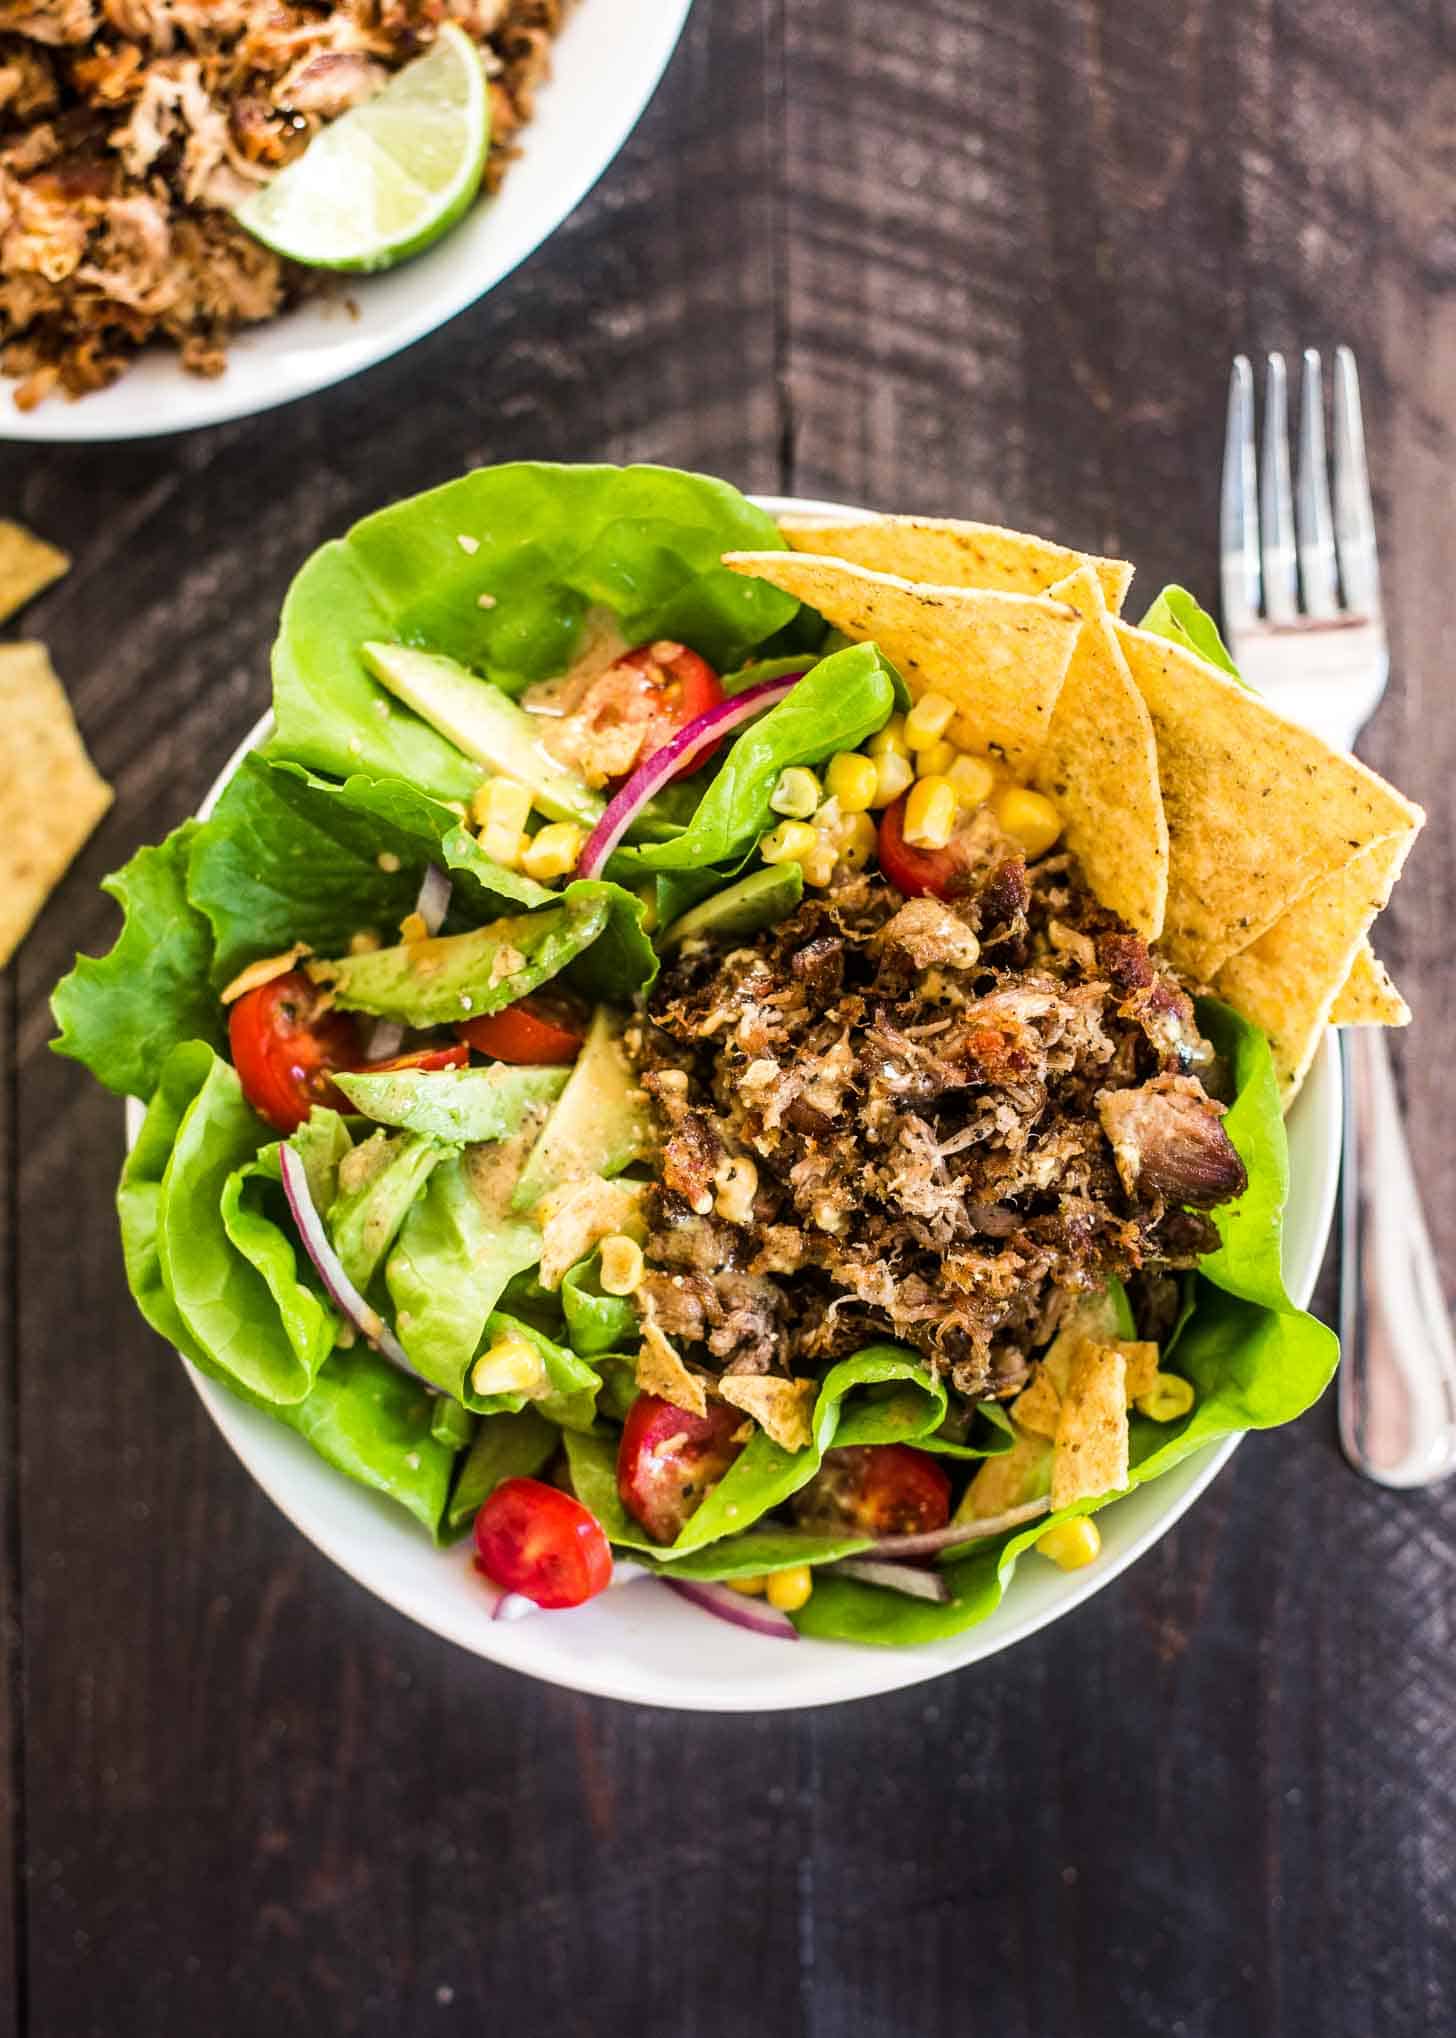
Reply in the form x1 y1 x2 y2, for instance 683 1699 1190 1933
4 1 1455 2033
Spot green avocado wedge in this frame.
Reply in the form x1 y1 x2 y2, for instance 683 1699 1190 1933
511 1008 654 1214
309 897 606 1025
335 1062 568 1144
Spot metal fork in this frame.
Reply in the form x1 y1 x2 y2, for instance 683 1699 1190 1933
1221 347 1456 1487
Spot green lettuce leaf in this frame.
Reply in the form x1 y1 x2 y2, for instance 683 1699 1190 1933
282 1348 460 1541
1139 586 1243 680
220 1144 338 1387
447 1406 559 1534
560 1254 638 1356
606 643 899 878
328 1130 448 1293
51 824 225 1100
474 1312 602 1433
270 463 798 799
795 1003 1338 1645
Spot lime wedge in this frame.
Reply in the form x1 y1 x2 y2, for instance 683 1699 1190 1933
235 23 490 273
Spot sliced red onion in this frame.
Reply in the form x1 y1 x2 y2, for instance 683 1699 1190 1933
830 1558 951 1602
415 862 451 935
865 1496 1051 1559
362 1018 405 1062
278 1143 423 1382
576 671 805 880
662 1576 798 1639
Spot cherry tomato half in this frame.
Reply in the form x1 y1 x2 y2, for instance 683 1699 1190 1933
473 1477 613 1609
617 1393 746 1544
876 792 964 901
456 994 586 1066
228 970 361 1134
362 1042 469 1075
792 1444 952 1538
613 644 725 782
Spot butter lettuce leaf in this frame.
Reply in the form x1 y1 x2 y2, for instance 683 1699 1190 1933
270 463 798 799
1139 586 1243 681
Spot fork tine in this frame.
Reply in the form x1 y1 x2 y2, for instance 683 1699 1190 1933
1296 348 1340 616
1260 353 1298 621
1333 345 1380 616
1221 355 1261 630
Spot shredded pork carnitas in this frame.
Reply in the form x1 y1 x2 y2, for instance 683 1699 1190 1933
626 823 1248 1406
0 0 564 405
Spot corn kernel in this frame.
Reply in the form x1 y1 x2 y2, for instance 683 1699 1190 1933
597 1233 644 1297
473 775 533 835
1135 1371 1196 1423
471 1333 548 1399
1036 1518 1102 1571
727 1575 767 1596
904 689 957 749
825 751 879 813
764 1564 814 1613
769 766 822 820
837 812 878 872
947 752 997 806
760 819 817 866
866 713 909 759
348 929 382 955
903 775 957 850
802 834 839 888
917 738 959 779
481 823 524 868
713 1153 759 1226
521 820 585 881
869 749 915 808
992 785 1063 859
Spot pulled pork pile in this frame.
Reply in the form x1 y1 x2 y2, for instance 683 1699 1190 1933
628 821 1248 1406
0 0 563 405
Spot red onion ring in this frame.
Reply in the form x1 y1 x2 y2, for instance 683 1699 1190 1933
661 1576 798 1639
415 862 452 935
864 1496 1051 1559
576 671 805 880
278 1143 424 1382
830 1558 951 1601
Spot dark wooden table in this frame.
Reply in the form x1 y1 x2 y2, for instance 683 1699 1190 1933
5 3 1455 2033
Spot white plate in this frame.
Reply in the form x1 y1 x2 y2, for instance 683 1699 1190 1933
1 0 693 443
130 492 1343 1709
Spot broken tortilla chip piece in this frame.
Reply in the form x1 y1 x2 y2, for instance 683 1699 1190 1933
963 1426 1052 1518
0 521 69 624
778 512 1134 614
1112 620 1423 980
1329 942 1410 1029
723 550 1080 775
0 642 111 965
1215 832 1415 1098
1014 1336 1159 1439
1038 566 1168 940
717 1373 817 1452
1113 1340 1161 1401
536 1176 645 1291
1051 1342 1129 1510
1010 1368 1062 1441
635 1300 708 1418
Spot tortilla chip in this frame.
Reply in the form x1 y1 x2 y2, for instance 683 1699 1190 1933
1010 1367 1062 1441
963 1426 1052 1518
1050 1343 1129 1509
723 551 1080 774
1113 620 1423 978
536 1176 645 1290
1330 942 1410 1028
1215 833 1414 1099
0 521 69 623
1037 568 1168 939
635 1302 708 1418
778 513 1134 614
1114 1340 1162 1401
0 642 111 965
717 1373 817 1452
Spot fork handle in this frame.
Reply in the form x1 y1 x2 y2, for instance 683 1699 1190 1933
1338 1027 1456 1487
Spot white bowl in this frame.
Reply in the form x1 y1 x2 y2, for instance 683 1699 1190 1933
1 0 693 443
131 492 1343 1709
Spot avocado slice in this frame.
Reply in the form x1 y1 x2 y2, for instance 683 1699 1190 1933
657 863 804 952
335 1062 568 1144
511 1008 654 1214
308 896 607 1026
362 642 604 829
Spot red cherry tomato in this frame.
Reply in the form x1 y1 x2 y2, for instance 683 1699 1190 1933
473 1477 613 1609
616 1393 746 1544
456 995 586 1065
360 1042 469 1074
876 792 963 901
794 1444 952 1537
615 643 725 782
228 970 361 1134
